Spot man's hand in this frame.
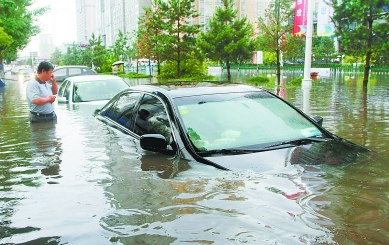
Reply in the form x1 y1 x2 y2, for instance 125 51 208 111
49 74 56 83
47 95 56 103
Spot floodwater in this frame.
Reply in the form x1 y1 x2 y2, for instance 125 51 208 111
1 70 389 245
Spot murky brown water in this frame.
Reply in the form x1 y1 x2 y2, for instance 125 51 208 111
1 70 389 244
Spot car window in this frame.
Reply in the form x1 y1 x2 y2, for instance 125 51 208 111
82 68 95 74
105 92 141 125
58 80 69 97
54 68 67 76
69 68 82 76
134 94 172 143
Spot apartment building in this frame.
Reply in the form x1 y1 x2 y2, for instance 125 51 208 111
76 0 269 47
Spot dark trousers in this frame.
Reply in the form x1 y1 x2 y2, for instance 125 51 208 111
29 112 57 123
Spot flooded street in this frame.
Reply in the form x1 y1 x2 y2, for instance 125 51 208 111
1 70 389 244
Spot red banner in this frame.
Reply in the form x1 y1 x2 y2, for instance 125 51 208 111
293 0 308 36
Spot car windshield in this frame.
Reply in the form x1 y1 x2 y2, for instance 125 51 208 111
73 79 128 102
19 69 33 73
174 91 325 151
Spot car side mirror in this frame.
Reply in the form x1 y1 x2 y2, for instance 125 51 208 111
57 96 67 103
140 134 175 155
312 116 323 126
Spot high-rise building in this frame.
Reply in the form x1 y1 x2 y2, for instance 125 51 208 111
94 0 151 47
191 0 269 32
39 34 54 60
80 0 270 47
76 0 97 44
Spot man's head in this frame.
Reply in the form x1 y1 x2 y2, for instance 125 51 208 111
37 62 54 81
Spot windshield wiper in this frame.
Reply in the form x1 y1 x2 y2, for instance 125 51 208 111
261 136 328 149
198 148 261 155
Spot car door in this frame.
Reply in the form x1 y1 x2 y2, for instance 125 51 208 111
57 79 71 102
102 91 142 133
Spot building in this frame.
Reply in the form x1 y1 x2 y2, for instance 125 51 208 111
94 0 151 47
76 0 97 44
39 34 54 60
79 0 268 48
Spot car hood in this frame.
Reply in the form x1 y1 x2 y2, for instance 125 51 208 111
202 138 371 172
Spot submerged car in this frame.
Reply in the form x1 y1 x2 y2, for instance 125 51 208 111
53 65 97 83
94 83 370 172
18 67 34 81
57 75 130 104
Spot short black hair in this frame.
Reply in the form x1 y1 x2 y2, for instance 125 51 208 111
37 62 54 73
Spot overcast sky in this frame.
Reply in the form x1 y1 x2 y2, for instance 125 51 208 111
24 0 77 52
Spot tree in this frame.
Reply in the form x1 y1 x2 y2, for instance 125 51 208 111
112 30 128 61
89 33 109 71
332 0 389 86
157 0 202 78
0 19 13 74
0 0 48 68
136 3 166 75
282 34 305 63
312 36 336 64
197 0 256 81
62 44 83 65
50 48 63 65
257 0 294 85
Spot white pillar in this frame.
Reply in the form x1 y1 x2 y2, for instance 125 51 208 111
302 0 314 114
302 0 314 84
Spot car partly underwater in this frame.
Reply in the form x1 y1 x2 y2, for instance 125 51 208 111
56 75 130 105
94 83 370 172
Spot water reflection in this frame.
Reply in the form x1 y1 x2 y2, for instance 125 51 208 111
29 122 62 177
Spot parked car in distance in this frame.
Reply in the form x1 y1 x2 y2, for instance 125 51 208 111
56 75 130 104
17 67 35 81
94 83 371 172
10 66 21 75
4 65 12 73
53 65 97 83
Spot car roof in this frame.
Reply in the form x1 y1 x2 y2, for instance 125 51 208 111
53 65 92 70
124 83 265 99
65 74 123 82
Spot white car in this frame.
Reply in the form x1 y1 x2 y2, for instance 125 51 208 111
57 75 130 104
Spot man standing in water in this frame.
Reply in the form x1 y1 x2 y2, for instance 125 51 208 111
26 61 58 123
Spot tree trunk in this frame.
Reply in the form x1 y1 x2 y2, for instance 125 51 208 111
226 61 231 82
363 51 371 88
0 51 4 79
276 49 281 86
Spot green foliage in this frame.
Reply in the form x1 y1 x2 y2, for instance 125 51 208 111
0 19 13 50
50 48 63 65
156 0 202 78
158 52 209 80
289 76 303 86
312 36 336 63
332 0 389 82
89 33 109 70
197 0 255 81
263 52 277 65
282 34 305 62
246 76 270 86
124 72 152 78
257 0 294 83
112 30 129 61
136 3 165 75
0 0 48 62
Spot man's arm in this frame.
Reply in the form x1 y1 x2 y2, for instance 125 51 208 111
32 96 56 105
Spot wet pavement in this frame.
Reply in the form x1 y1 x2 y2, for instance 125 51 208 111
1 70 389 244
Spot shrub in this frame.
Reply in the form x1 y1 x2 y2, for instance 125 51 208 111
290 76 303 85
246 76 270 86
